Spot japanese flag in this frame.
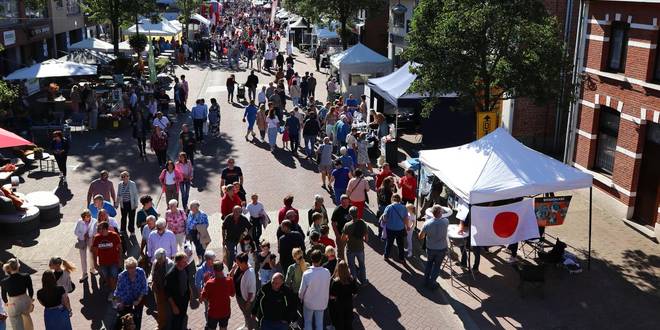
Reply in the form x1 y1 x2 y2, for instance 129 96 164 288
470 199 540 246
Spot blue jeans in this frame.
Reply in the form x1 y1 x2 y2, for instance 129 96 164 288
333 188 346 205
261 319 289 330
347 250 366 283
268 127 278 147
303 306 324 330
225 241 237 269
44 306 72 330
424 248 447 286
303 135 316 157
180 180 191 209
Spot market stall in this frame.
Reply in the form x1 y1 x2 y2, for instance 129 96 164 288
418 128 595 268
125 18 182 38
287 17 311 48
330 43 392 97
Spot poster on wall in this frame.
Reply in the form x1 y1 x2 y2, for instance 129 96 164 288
534 196 572 226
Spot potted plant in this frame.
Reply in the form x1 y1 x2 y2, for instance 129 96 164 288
33 147 44 160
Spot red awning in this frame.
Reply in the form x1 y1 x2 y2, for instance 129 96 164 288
0 128 33 148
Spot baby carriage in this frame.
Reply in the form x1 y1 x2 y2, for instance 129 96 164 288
237 83 246 101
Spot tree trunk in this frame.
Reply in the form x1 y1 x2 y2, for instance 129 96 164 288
341 19 348 50
112 19 120 58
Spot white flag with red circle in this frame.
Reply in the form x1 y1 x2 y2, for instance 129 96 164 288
470 199 540 246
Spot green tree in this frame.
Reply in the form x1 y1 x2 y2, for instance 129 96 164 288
286 0 383 49
404 0 573 115
81 0 156 56
176 0 202 40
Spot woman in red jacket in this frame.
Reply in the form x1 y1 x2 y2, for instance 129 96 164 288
220 184 242 219
398 169 417 205
159 160 183 205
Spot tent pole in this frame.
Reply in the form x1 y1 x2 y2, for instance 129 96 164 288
588 187 592 270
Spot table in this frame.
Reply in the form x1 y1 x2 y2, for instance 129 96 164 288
25 191 60 222
26 152 56 173
444 224 473 284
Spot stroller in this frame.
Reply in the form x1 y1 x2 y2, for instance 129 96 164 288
236 83 246 102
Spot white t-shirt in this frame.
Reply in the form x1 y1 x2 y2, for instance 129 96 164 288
246 202 265 218
165 171 176 185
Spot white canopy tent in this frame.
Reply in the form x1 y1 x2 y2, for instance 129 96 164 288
330 43 392 96
368 61 458 107
191 13 211 26
4 59 97 80
118 41 150 53
419 128 595 267
125 18 182 37
67 38 115 52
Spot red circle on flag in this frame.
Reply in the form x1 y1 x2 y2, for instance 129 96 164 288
492 212 519 238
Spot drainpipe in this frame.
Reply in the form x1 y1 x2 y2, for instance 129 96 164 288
563 0 589 164
552 0 574 155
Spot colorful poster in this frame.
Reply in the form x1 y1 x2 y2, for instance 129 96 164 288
534 196 572 226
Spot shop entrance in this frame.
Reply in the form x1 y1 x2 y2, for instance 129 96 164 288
634 122 660 227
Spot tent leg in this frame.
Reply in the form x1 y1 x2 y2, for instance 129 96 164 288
588 187 592 270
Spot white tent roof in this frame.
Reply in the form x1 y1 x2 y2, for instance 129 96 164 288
419 128 593 204
330 43 392 73
68 38 114 52
4 59 97 80
191 13 211 26
125 18 182 36
368 62 457 106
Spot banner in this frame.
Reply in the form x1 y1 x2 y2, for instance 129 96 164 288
534 196 572 227
470 199 539 246
148 43 156 84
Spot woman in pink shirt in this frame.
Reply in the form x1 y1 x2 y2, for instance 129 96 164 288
159 160 184 205
165 199 187 248
175 152 194 211
346 169 370 219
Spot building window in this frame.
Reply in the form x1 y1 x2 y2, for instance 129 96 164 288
0 0 19 26
607 22 628 72
594 107 621 174
66 0 81 15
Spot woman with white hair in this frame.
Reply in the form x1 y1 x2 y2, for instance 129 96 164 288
0 258 34 330
114 257 148 329
307 194 328 227
149 249 173 329
186 200 210 260
74 209 98 281
165 199 187 249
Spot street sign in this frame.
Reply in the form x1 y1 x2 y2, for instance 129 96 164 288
476 111 498 139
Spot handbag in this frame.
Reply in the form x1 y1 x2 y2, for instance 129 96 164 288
74 240 86 249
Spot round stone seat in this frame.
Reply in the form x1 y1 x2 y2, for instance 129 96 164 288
0 206 40 235
25 191 61 222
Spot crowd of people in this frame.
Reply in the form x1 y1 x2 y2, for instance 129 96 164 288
0 2 472 330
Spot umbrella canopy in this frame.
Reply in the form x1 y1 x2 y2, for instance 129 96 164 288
61 50 116 65
67 38 114 52
4 59 97 80
0 128 33 148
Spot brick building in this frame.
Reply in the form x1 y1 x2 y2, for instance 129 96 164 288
566 0 660 234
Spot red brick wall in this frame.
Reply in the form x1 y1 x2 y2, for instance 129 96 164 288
511 0 580 155
576 1 660 214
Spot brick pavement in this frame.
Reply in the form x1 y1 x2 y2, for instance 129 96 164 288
3 44 659 330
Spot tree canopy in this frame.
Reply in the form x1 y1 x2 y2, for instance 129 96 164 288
404 0 573 115
285 0 383 49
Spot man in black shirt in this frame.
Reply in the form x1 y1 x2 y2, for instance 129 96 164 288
246 70 259 102
252 273 299 327
222 206 251 269
165 252 191 330
220 158 245 200
331 195 352 260
278 220 305 271
179 124 196 164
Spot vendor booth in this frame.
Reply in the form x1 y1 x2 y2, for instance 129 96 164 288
125 18 182 38
287 17 311 48
367 62 471 148
418 128 595 268
330 43 392 97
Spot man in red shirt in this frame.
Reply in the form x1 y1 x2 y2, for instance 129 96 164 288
277 195 299 224
92 222 122 291
221 184 243 219
200 261 235 329
398 169 418 205
375 163 394 190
